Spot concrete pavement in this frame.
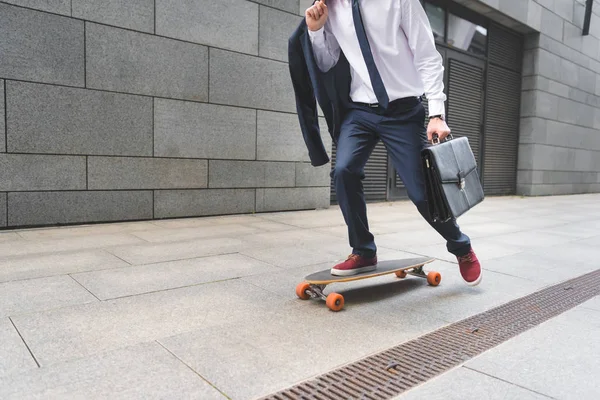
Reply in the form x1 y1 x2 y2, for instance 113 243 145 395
0 193 599 399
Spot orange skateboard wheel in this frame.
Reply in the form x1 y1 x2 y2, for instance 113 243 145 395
395 270 408 278
326 293 344 311
427 271 441 286
295 282 311 300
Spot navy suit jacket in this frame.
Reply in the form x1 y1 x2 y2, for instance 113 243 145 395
288 19 351 167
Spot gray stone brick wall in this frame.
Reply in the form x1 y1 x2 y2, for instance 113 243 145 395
1 0 330 228
463 0 600 196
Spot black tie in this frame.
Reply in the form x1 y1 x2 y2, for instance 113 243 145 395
351 0 389 108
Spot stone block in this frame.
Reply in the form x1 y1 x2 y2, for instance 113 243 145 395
260 6 302 62
537 49 562 81
154 99 256 159
548 80 570 97
209 49 296 113
73 0 154 33
256 187 330 212
0 80 4 152
157 0 258 55
0 342 225 399
574 1 586 28
558 97 594 127
569 87 589 103
154 189 255 218
0 4 84 86
8 191 153 227
498 0 529 25
563 21 583 52
0 154 85 191
88 157 208 190
517 144 535 170
2 0 70 15
209 160 295 188
519 117 547 144
299 0 313 15
295 163 331 187
582 35 599 60
6 81 153 156
559 59 580 88
257 111 332 162
0 193 5 227
540 7 564 41
522 50 536 76
556 0 575 21
578 67 597 94
86 23 208 101
535 91 559 119
527 0 542 31
254 0 299 14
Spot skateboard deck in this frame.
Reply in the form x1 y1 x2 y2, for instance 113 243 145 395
295 257 439 311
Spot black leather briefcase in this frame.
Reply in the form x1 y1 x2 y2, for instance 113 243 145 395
421 135 484 223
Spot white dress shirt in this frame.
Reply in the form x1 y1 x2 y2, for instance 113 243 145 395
308 0 446 116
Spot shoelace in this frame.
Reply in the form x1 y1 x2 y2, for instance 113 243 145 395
347 254 360 261
458 253 473 263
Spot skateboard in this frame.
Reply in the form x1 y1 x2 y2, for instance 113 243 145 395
295 257 440 311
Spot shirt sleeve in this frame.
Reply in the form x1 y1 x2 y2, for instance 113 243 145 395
401 0 447 117
308 24 341 73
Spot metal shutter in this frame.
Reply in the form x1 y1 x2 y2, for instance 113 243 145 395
446 59 484 165
488 24 523 72
330 141 388 203
483 24 523 195
483 66 521 195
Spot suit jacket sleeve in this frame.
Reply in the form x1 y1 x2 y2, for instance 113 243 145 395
288 24 330 167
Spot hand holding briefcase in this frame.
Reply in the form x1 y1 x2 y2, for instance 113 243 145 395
421 134 484 223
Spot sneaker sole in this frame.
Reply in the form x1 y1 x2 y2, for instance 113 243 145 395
330 265 377 277
464 271 483 287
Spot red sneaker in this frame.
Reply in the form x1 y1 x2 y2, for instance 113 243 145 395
331 254 377 276
457 249 482 286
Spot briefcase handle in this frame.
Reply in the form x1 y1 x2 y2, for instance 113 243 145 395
431 133 454 145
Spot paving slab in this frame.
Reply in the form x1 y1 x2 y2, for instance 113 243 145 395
580 295 600 311
159 294 448 400
0 250 129 283
0 318 37 378
105 236 248 264
395 367 552 400
151 214 260 229
239 245 342 269
10 279 288 366
465 302 600 399
0 232 23 243
72 253 280 300
0 233 145 258
15 221 159 241
0 341 225 400
129 224 263 243
0 275 98 318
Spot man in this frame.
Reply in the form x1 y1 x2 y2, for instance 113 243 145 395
293 0 481 285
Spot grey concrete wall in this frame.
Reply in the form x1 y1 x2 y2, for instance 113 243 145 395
460 0 600 196
0 0 332 228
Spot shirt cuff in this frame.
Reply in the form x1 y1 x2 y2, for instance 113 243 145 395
308 26 325 44
427 100 446 117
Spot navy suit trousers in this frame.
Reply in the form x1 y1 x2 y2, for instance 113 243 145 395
332 98 471 258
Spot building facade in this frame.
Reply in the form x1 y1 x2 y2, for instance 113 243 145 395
0 0 598 229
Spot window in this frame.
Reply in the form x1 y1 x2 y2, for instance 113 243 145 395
447 13 487 56
424 3 445 43
422 1 488 57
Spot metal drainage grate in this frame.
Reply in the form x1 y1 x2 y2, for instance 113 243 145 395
261 269 600 400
